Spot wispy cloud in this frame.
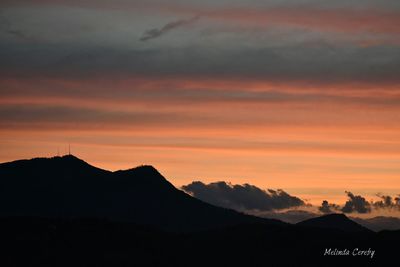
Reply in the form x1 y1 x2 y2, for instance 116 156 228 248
140 16 199 41
0 12 31 41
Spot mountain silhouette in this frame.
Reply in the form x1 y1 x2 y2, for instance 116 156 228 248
0 155 283 231
297 213 372 233
1 155 400 266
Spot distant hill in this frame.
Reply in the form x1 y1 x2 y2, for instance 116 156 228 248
352 216 400 232
297 213 372 233
0 155 283 231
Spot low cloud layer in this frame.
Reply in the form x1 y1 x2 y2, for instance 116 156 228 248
182 181 305 211
182 183 400 216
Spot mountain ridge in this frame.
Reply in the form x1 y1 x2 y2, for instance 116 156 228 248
0 155 284 231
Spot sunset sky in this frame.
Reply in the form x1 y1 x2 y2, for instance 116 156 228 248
1 0 399 207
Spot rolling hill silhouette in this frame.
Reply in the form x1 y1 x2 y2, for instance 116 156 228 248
297 213 372 233
0 155 282 231
352 216 400 232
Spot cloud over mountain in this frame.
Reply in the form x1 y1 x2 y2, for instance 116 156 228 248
319 200 340 214
318 192 400 214
341 191 372 214
182 181 305 212
373 194 400 210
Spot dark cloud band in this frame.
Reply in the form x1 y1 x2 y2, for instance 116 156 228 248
1 43 399 84
182 181 305 211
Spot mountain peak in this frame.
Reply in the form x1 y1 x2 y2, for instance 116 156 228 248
1 154 87 166
0 155 279 231
60 154 79 160
113 164 175 190
128 164 158 172
58 154 88 163
45 154 98 170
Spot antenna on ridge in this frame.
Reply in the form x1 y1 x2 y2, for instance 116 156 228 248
68 143 71 155
57 147 60 157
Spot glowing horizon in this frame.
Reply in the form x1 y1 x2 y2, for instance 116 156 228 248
1 0 399 213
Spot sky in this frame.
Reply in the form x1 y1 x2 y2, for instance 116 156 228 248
0 0 399 209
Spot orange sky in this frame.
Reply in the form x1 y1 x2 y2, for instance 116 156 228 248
1 77 399 205
1 0 400 208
